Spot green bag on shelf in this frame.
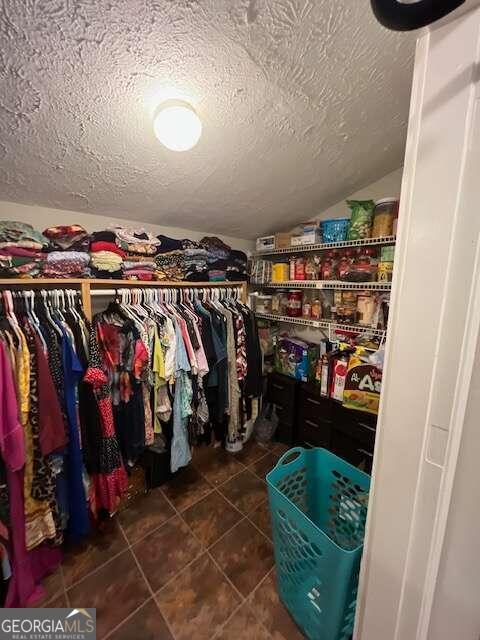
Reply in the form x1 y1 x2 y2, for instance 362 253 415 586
347 200 375 240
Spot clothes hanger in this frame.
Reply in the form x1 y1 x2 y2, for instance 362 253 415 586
40 290 63 336
3 290 23 344
27 290 48 351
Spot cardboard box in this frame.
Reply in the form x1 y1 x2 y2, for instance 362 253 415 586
274 337 319 382
343 359 382 415
291 230 322 246
274 233 292 249
256 235 275 252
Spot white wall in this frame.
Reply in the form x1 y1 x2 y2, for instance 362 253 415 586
0 200 254 252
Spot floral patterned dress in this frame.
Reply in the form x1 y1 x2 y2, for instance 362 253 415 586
83 321 128 516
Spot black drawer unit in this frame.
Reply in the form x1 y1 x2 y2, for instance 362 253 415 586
264 376 378 471
333 404 377 450
297 383 333 448
265 373 299 444
330 429 374 474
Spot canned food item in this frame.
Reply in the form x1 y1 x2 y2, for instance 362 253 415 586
271 292 282 314
378 261 394 282
381 245 395 262
287 290 303 317
289 258 296 280
294 257 306 280
302 301 311 318
272 262 289 282
311 298 321 320
256 295 273 314
342 291 357 305
357 292 376 326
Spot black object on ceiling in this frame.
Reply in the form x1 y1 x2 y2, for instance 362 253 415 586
371 0 465 31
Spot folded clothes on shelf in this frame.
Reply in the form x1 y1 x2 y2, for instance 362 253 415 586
0 222 48 277
91 268 123 280
123 269 155 281
43 225 90 252
90 241 125 258
123 260 156 270
90 251 124 274
43 251 91 278
154 250 185 281
0 221 48 248
208 269 226 282
156 234 184 253
111 226 160 256
91 230 117 243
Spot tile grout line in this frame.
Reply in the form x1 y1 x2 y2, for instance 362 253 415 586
184 467 270 548
102 597 156 640
64 545 131 594
161 468 279 640
210 565 278 640
216 480 274 546
102 520 179 640
160 488 246 605
63 444 276 633
119 510 177 548
160 477 216 514
65 548 131 592
63 457 270 598
192 460 250 491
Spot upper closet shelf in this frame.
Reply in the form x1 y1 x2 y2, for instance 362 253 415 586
259 280 392 291
254 235 396 256
0 278 247 288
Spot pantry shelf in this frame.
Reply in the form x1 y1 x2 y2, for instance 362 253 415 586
255 312 387 337
255 235 396 256
258 280 392 291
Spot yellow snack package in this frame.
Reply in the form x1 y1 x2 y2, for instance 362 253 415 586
342 352 382 415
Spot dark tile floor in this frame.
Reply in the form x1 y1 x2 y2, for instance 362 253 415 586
37 439 305 639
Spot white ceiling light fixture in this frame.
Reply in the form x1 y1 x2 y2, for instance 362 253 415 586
153 99 202 152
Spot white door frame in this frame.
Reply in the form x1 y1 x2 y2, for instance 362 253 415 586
356 6 480 639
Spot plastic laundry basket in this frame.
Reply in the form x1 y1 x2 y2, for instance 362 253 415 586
266 447 370 640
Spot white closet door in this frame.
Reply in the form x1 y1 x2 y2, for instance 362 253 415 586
357 6 480 640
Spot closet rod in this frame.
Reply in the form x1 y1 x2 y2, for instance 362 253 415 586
0 279 249 320
0 278 247 287
89 286 243 297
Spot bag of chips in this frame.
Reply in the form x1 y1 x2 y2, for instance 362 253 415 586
347 200 375 240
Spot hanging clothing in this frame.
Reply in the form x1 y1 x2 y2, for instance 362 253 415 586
84 323 129 516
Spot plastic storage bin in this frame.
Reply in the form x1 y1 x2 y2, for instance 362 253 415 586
320 219 350 243
266 447 370 640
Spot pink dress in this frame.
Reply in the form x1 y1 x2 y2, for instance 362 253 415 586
0 341 48 607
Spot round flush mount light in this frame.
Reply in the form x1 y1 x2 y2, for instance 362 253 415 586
153 99 202 152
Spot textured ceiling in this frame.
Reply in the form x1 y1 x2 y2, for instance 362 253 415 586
0 0 415 240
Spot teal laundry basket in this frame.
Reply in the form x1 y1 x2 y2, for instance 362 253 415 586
266 447 370 640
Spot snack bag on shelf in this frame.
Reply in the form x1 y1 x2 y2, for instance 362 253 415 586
343 350 382 415
346 200 375 240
